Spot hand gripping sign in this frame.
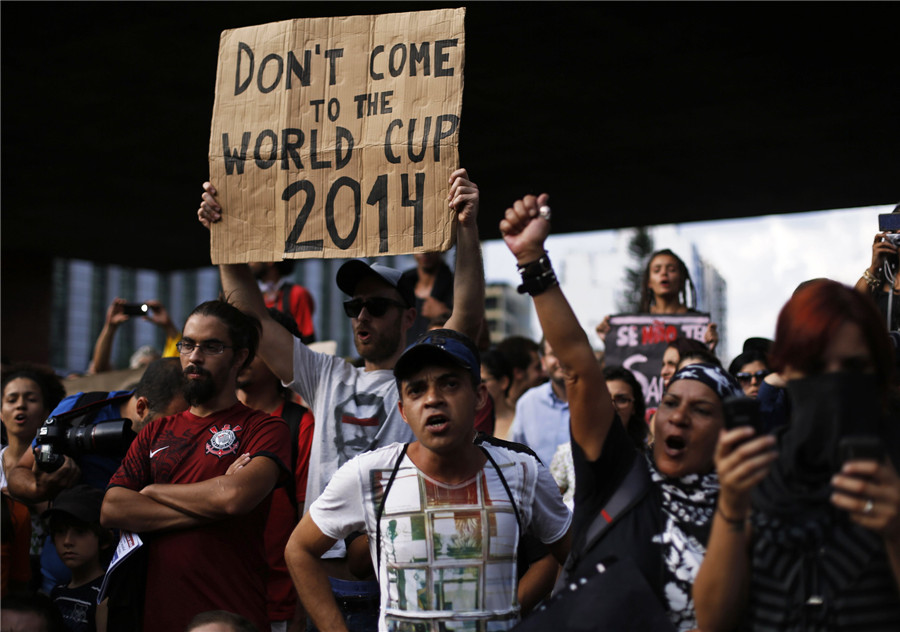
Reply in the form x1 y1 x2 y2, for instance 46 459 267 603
208 8 465 263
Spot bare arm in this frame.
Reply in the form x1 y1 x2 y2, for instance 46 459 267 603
286 513 348 632
6 449 81 504
139 455 281 519
100 485 209 532
88 299 130 374
500 194 613 460
199 182 296 383
443 168 484 341
693 427 776 632
517 554 558 615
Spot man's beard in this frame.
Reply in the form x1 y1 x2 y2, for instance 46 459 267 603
354 325 402 364
184 366 216 406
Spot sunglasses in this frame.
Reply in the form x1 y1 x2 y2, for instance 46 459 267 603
343 297 408 318
735 370 770 384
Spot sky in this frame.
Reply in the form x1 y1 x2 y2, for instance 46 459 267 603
481 203 892 363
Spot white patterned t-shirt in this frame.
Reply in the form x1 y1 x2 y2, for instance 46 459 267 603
310 442 572 632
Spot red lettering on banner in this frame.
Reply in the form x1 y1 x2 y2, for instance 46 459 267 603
641 321 678 345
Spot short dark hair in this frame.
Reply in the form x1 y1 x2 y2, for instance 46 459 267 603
48 514 116 565
0 592 66 632
273 260 296 278
185 610 259 632
603 366 648 448
1 363 66 413
665 337 710 364
496 336 540 372
481 348 513 397
133 358 186 418
187 300 261 372
679 347 721 368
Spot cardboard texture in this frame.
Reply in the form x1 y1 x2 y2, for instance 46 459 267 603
208 8 465 263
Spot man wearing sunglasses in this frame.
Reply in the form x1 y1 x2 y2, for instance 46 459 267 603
198 168 484 627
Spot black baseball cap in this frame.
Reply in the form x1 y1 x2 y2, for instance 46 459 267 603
42 484 104 525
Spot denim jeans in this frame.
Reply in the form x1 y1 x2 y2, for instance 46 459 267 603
307 577 380 632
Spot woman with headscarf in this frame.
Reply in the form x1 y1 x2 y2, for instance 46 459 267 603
694 279 900 631
501 193 742 632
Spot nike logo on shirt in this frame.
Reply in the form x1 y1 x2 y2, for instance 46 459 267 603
150 446 169 458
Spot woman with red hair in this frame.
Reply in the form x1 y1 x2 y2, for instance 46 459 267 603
694 279 900 631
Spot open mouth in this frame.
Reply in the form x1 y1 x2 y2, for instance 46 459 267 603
664 435 686 456
425 415 450 433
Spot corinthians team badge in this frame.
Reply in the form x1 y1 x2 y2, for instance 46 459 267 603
206 424 242 457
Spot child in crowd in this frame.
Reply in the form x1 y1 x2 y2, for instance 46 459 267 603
43 485 113 632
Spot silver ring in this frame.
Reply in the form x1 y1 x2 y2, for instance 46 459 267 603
539 205 552 221
863 499 874 514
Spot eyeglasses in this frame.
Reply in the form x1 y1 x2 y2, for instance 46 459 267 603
735 370 769 384
611 395 635 408
343 297 407 318
176 340 232 355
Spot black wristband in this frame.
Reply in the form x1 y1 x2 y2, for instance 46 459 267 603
517 254 558 296
516 253 552 277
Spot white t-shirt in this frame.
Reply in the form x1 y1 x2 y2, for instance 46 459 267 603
284 337 416 511
310 442 572 632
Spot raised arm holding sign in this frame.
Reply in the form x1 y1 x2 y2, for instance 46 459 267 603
207 8 465 263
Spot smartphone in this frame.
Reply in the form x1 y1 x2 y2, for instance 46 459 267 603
122 303 149 316
838 435 885 464
723 395 760 432
879 214 900 232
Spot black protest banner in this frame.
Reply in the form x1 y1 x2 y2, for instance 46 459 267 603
605 313 711 417
208 8 465 263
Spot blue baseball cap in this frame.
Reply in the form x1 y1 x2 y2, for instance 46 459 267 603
394 329 481 386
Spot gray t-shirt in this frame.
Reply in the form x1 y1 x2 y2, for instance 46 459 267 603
284 337 415 510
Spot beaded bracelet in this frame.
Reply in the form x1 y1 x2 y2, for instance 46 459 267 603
863 268 881 292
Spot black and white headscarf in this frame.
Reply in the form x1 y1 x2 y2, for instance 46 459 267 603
647 453 719 631
667 362 743 400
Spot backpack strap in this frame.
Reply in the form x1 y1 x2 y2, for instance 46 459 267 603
375 443 409 575
280 281 294 316
56 391 131 427
280 400 309 515
477 444 523 533
558 454 652 587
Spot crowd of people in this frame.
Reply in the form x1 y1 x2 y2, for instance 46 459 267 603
2 176 899 632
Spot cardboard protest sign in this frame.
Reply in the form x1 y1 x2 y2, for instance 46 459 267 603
208 8 465 263
605 313 711 415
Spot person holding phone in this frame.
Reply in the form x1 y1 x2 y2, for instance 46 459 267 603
694 279 900 631
87 298 182 374
856 204 900 330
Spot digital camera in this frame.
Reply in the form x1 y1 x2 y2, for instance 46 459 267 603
33 415 135 473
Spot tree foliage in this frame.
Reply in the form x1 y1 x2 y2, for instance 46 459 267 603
616 227 655 312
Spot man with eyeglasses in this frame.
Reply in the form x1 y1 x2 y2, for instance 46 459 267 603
101 300 292 632
198 168 484 630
